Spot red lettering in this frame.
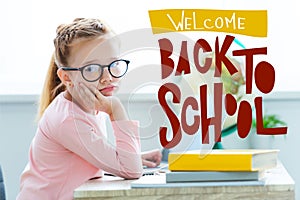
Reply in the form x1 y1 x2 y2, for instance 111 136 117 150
233 47 267 94
255 61 275 94
215 35 238 77
237 101 252 138
158 38 174 79
157 36 287 150
200 83 223 144
158 83 182 148
181 96 200 135
194 39 212 73
176 41 191 76
255 97 287 135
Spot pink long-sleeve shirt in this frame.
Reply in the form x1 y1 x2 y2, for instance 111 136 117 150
17 92 143 200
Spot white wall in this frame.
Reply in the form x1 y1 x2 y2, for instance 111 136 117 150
0 93 299 199
1 0 300 94
0 97 38 200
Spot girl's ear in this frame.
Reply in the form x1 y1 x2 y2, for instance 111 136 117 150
57 68 72 86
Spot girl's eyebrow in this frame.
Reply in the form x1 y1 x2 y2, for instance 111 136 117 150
82 59 99 65
82 57 119 66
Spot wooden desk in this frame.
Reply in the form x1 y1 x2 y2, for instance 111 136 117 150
74 162 295 200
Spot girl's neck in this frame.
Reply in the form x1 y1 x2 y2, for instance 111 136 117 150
63 90 73 101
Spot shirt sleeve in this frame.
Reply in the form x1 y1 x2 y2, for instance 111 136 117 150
55 115 143 179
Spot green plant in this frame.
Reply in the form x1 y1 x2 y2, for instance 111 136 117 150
252 114 287 129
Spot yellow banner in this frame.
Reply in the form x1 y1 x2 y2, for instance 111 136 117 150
148 9 267 37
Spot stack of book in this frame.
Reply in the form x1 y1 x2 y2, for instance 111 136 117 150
166 149 279 183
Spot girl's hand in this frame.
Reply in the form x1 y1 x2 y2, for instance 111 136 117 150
70 83 128 121
141 149 162 168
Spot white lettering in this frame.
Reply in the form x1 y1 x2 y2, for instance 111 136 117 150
185 17 192 30
204 19 213 29
215 17 224 29
225 12 236 29
238 17 245 29
166 10 185 31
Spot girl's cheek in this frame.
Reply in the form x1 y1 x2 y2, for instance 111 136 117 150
71 72 84 84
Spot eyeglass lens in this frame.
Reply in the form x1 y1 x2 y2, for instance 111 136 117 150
82 60 128 82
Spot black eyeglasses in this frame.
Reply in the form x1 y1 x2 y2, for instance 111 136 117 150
61 59 129 82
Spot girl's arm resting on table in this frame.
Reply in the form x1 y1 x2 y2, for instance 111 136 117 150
56 117 143 179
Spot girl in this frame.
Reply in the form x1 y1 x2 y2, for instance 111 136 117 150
17 18 161 200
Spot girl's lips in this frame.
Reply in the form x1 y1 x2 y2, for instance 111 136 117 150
99 85 116 93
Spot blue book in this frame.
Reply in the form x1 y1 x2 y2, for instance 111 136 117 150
130 173 265 188
166 170 264 183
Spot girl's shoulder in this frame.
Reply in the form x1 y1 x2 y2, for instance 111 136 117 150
40 93 83 125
